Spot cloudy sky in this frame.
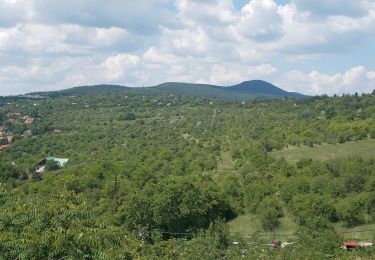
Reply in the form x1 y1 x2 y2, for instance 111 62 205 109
0 0 374 96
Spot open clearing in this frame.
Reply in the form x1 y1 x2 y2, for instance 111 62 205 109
271 139 375 163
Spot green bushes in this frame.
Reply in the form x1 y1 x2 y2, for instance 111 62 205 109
117 176 235 233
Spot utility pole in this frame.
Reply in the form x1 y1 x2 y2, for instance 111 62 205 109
114 174 118 198
264 136 268 163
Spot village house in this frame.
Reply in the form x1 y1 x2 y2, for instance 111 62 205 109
23 130 32 137
6 118 17 124
24 117 35 125
6 135 14 143
6 112 21 116
35 157 69 174
0 137 10 151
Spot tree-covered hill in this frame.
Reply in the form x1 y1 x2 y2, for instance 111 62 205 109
0 92 374 259
227 80 306 98
26 80 308 100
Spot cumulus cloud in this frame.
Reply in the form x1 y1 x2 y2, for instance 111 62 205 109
292 0 369 17
0 24 141 55
210 63 277 85
0 0 175 34
102 54 141 82
278 66 375 95
236 0 284 42
0 0 374 96
176 0 238 26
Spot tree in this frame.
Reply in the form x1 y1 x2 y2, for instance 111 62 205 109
117 176 234 234
258 197 283 231
123 112 136 121
45 160 61 171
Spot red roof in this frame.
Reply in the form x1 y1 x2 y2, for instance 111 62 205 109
0 144 10 151
343 242 359 247
24 118 35 124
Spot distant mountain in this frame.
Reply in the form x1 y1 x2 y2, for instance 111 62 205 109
29 84 131 97
27 80 308 100
226 80 306 99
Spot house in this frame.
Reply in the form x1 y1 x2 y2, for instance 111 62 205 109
0 144 10 151
7 112 21 116
0 126 6 132
0 137 10 151
270 240 294 248
35 156 69 173
6 119 17 124
24 117 35 124
0 137 9 146
23 130 32 136
6 136 14 143
342 241 359 250
342 241 373 250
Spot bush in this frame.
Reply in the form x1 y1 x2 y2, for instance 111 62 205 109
117 176 234 234
123 112 136 121
45 160 61 171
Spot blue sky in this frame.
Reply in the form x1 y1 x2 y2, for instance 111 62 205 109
0 0 374 96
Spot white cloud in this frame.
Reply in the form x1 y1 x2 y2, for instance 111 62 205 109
292 0 369 17
102 54 141 82
176 0 238 26
0 24 141 55
0 0 375 96
0 0 175 34
235 0 284 42
160 27 209 57
278 66 375 95
210 63 277 85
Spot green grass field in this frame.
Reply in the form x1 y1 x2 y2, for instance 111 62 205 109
271 139 375 164
227 213 299 241
334 223 375 240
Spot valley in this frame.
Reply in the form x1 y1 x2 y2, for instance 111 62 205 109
0 89 374 258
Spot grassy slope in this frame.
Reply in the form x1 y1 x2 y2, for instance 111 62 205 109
229 139 375 240
271 139 375 164
227 213 299 241
334 223 375 240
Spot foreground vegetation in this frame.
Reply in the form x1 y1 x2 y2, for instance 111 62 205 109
0 91 375 258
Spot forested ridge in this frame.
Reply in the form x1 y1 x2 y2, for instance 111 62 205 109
28 80 306 100
0 91 375 259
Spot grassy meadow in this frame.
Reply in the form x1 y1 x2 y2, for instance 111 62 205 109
271 139 375 163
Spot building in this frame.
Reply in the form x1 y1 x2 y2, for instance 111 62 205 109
6 119 17 124
7 112 21 116
35 156 69 173
0 137 10 151
24 117 35 124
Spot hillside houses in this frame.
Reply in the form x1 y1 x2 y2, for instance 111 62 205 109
0 125 6 133
6 112 22 116
0 134 14 151
24 117 35 124
0 111 36 151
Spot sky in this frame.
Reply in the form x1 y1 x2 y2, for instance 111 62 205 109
0 0 374 96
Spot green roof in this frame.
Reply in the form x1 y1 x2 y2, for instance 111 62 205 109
46 157 69 167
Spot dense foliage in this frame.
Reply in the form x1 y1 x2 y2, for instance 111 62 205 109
0 92 374 258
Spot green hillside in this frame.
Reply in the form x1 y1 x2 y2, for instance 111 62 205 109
0 93 374 259
26 80 307 100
